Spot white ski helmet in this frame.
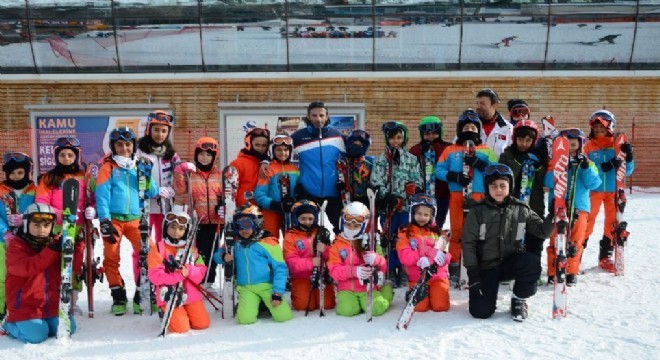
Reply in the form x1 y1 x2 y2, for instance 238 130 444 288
339 201 370 240
409 194 437 225
23 203 57 235
162 211 191 247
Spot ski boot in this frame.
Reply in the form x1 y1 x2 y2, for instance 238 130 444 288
598 236 616 273
547 275 555 285
110 286 128 316
511 297 528 322
133 289 159 315
448 263 460 289
566 274 578 287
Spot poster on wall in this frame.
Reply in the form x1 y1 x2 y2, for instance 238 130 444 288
223 114 357 168
29 105 169 176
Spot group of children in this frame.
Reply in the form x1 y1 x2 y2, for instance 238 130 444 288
0 98 635 343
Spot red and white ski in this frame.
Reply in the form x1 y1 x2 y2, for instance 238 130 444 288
551 136 570 319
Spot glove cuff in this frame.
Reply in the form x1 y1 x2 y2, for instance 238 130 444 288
271 292 282 302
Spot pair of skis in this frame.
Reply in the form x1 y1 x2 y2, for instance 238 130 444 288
56 178 80 339
157 217 202 337
455 140 476 290
304 200 328 317
136 157 155 315
396 229 450 330
420 142 436 196
613 134 630 276
220 165 239 319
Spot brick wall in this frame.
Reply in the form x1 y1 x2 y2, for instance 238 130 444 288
0 75 657 186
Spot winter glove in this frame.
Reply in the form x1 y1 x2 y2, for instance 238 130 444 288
433 251 447 266
464 154 488 172
416 256 431 270
315 227 332 246
421 141 432 154
84 206 96 220
282 196 295 213
163 255 181 273
159 186 175 199
621 142 634 162
48 237 62 252
7 213 22 227
363 251 378 266
600 158 624 173
355 266 373 280
447 171 471 187
467 268 484 298
178 162 197 174
405 182 420 196
571 154 590 169
100 219 119 244
271 292 283 307
384 194 403 210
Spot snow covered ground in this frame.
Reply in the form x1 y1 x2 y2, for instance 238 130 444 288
1 190 659 359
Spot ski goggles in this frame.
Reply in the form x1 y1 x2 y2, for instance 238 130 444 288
147 112 174 125
31 212 56 223
55 136 81 148
459 111 480 123
559 128 585 139
342 213 366 225
348 129 371 142
382 121 405 134
233 217 255 230
589 112 614 127
109 128 136 141
510 105 530 118
248 128 270 138
272 136 293 146
198 142 218 151
165 213 190 226
484 164 513 177
411 194 435 205
418 122 442 133
2 152 30 163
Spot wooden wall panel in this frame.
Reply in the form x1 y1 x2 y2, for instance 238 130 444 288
0 76 657 186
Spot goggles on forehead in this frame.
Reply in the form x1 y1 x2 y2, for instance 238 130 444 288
590 113 614 127
382 121 401 132
249 128 270 138
31 212 56 223
559 128 584 139
110 128 136 141
419 122 442 133
459 111 480 123
485 164 513 177
3 152 29 163
342 213 366 225
348 129 371 141
412 194 435 204
148 112 174 124
510 106 530 117
272 136 293 146
165 213 189 226
199 142 218 151
55 136 81 148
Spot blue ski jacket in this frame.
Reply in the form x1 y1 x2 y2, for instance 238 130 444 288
544 160 602 213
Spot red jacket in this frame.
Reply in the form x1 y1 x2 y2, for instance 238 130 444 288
5 234 63 322
230 150 260 207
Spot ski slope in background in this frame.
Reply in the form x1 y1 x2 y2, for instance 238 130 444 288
1 190 658 359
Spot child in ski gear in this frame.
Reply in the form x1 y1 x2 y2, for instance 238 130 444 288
4 204 79 343
435 110 497 281
148 211 210 333
173 137 223 290
290 102 346 233
545 129 601 286
255 134 299 237
231 127 270 207
583 110 634 273
409 116 451 227
327 201 393 317
93 127 161 315
499 120 547 256
213 204 293 324
35 137 88 302
1 152 37 320
462 164 554 322
474 89 513 156
507 99 530 126
396 194 451 312
283 200 335 311
137 110 180 241
370 121 422 287
337 129 375 208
